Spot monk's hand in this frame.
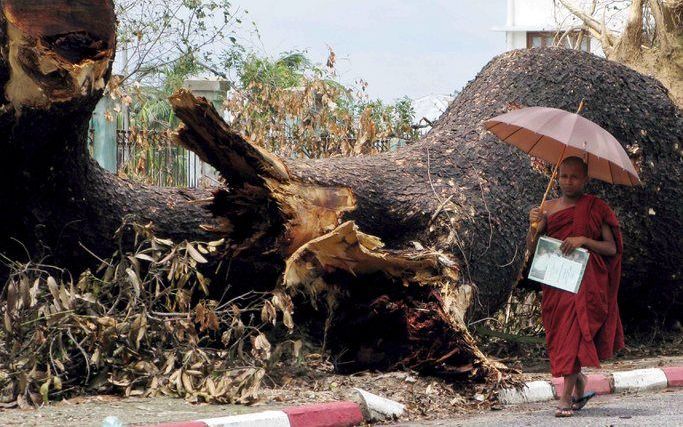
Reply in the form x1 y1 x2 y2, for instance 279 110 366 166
529 207 546 227
560 236 585 255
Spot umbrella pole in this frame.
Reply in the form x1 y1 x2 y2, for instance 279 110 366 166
531 100 584 233
531 144 567 233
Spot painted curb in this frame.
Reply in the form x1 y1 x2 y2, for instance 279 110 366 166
551 373 612 397
151 423 208 427
500 366 683 405
499 380 555 404
353 388 406 421
613 368 668 393
200 411 290 427
138 402 364 427
661 367 683 387
283 401 363 427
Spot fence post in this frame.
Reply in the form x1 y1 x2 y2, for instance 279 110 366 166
91 96 118 172
183 79 228 187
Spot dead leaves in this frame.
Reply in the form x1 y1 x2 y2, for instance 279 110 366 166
0 221 297 407
222 57 418 160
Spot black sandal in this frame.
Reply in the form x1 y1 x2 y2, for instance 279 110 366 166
572 391 597 410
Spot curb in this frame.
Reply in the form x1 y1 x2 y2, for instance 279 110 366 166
498 366 683 404
139 403 361 427
138 389 403 427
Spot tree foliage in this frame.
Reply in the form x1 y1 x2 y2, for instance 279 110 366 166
114 0 239 85
224 50 419 158
112 3 418 159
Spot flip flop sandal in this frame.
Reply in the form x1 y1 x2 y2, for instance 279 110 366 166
555 407 574 417
572 391 597 410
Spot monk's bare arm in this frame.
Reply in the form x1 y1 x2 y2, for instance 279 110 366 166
560 223 617 256
582 223 617 256
526 207 547 252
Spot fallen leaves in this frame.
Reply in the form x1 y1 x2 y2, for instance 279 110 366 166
0 220 296 407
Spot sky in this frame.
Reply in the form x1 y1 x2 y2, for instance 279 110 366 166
230 0 507 102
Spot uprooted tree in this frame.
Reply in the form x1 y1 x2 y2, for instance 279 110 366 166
0 0 681 386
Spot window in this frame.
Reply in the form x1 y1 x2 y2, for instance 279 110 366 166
527 31 590 52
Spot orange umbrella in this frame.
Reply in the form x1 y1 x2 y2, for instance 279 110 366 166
484 103 640 227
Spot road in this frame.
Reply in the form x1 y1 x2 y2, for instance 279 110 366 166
393 388 683 426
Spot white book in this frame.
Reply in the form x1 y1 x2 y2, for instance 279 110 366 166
528 236 590 294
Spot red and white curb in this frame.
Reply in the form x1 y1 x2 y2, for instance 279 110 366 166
138 389 404 427
498 366 683 404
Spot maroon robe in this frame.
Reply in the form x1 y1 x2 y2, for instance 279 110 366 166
540 194 624 377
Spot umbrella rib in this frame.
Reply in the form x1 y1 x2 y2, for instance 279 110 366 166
526 133 545 155
501 126 526 142
586 152 591 174
608 160 616 184
486 121 505 131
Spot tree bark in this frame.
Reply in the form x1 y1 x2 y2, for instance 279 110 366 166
0 1 681 377
171 48 682 329
0 0 215 270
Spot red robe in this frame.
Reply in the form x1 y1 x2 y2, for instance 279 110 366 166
540 194 624 377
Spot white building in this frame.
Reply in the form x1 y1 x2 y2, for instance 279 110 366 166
493 0 608 56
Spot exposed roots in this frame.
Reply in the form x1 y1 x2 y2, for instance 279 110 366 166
170 90 503 385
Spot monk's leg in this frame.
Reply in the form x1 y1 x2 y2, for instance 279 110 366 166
573 370 586 399
559 373 578 410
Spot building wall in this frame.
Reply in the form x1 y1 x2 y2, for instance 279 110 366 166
509 0 559 28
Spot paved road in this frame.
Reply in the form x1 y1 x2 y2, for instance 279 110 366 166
393 389 683 426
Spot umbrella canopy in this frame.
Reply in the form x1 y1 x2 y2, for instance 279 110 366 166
485 106 640 186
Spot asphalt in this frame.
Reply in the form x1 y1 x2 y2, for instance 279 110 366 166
393 388 683 426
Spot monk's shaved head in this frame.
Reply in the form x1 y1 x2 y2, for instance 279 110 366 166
560 156 588 176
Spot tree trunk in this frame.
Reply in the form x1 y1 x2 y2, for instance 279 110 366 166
0 0 216 272
172 48 682 329
1 1 681 377
559 0 683 107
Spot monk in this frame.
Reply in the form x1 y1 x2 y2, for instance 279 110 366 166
526 156 624 417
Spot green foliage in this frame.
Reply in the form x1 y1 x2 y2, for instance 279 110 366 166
225 50 419 158
239 52 311 90
129 56 202 129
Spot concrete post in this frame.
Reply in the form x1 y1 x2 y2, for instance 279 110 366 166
91 96 118 173
183 79 229 187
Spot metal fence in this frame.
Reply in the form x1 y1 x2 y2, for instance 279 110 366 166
115 129 197 187
88 128 412 188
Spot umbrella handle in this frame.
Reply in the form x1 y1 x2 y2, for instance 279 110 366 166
531 142 568 232
531 166 559 231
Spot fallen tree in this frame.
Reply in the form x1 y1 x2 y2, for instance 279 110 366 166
0 0 681 386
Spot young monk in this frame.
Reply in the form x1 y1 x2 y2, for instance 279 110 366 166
527 156 624 417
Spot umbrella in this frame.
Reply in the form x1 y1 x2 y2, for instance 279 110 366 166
484 103 641 228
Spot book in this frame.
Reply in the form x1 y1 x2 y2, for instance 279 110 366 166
528 236 590 294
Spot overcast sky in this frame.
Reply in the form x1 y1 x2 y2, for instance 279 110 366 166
231 0 507 102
